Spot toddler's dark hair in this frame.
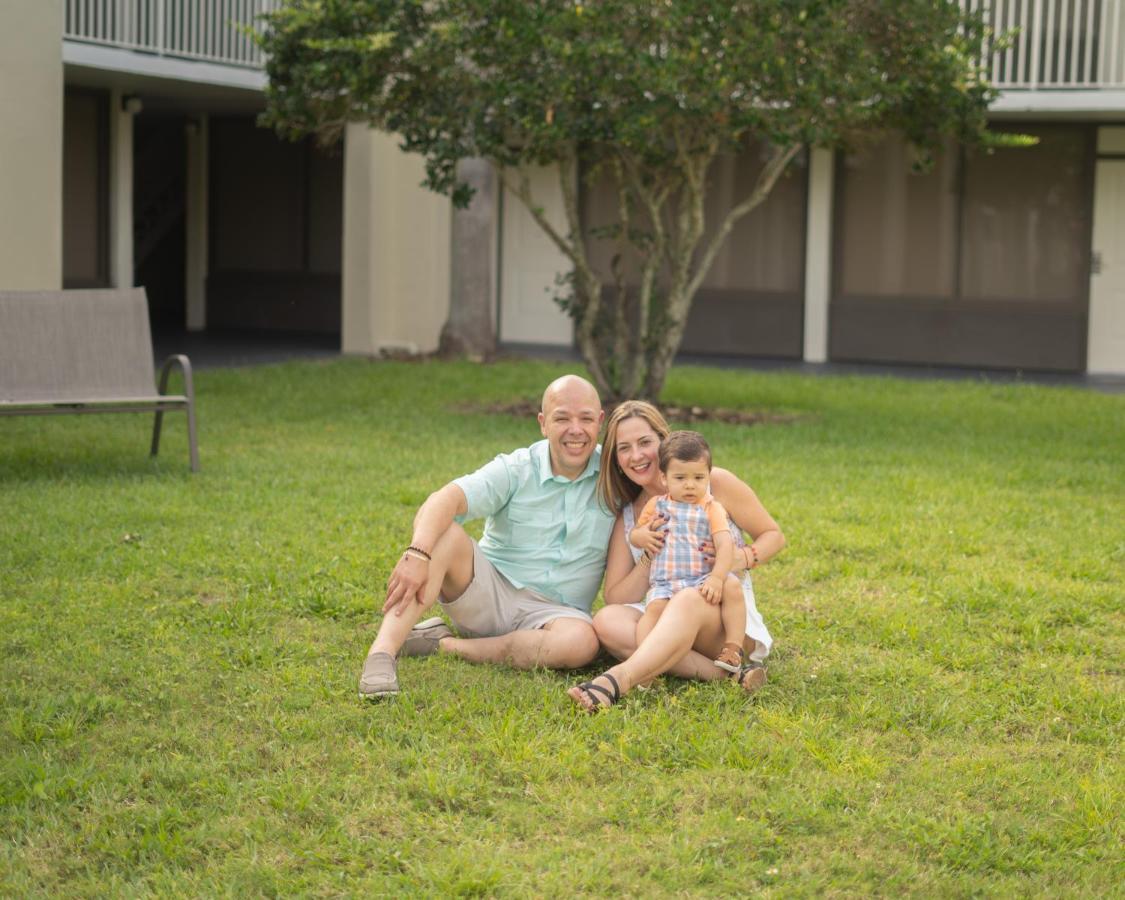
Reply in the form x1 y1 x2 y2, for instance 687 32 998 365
658 430 712 472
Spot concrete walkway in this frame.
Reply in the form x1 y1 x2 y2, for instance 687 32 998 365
152 329 339 370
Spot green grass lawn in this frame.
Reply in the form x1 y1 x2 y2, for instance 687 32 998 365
1 357 1121 896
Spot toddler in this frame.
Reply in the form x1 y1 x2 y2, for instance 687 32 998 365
629 430 747 673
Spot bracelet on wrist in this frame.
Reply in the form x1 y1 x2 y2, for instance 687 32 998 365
405 545 432 562
747 544 760 569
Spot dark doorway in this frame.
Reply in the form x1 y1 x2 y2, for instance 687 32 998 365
133 114 188 332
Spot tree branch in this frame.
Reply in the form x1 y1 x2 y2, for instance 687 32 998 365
686 143 802 299
493 164 579 267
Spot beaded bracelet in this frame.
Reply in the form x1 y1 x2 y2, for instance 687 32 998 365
405 545 432 561
747 544 760 569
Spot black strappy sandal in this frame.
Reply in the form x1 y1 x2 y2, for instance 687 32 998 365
569 672 621 712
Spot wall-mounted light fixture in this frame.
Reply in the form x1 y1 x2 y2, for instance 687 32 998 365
121 94 143 115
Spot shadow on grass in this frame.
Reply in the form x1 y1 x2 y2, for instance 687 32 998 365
0 445 194 483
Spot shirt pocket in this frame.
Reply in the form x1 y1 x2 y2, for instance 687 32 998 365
505 499 566 548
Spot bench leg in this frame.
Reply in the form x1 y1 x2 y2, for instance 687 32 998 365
155 354 200 472
151 409 165 458
186 395 199 473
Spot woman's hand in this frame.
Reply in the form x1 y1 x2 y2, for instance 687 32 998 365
701 538 749 573
630 513 668 558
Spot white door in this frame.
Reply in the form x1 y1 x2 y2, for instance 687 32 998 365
1088 159 1125 375
498 166 575 345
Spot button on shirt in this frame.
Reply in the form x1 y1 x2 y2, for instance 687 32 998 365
453 440 616 612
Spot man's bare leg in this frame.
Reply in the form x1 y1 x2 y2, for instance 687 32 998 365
439 616 599 670
367 523 475 658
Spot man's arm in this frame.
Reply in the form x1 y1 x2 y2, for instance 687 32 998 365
383 483 468 615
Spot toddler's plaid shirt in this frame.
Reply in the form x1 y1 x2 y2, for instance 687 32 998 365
637 494 731 603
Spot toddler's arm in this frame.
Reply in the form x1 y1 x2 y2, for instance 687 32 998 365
629 496 666 556
700 528 733 603
700 499 734 604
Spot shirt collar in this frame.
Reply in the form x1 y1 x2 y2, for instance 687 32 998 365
533 440 601 484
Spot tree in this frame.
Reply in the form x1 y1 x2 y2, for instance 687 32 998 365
256 0 1006 401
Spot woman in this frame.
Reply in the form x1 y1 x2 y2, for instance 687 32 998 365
569 401 785 711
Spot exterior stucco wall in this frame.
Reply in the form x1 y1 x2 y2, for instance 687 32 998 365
0 1 63 289
342 126 451 355
498 165 574 346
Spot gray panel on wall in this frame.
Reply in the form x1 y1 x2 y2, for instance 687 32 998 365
832 125 1092 373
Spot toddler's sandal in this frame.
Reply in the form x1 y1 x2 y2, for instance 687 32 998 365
714 642 744 673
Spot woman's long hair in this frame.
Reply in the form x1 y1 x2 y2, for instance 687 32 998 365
596 401 671 512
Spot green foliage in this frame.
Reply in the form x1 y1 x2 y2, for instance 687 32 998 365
1 358 1122 893
256 0 1003 401
257 0 996 192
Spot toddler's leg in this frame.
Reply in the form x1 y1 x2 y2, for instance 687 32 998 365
714 576 747 673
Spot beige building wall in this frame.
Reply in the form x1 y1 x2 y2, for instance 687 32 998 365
0 1 63 289
342 126 451 355
498 165 574 345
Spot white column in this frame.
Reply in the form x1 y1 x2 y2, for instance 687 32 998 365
803 147 834 363
1087 128 1125 375
184 115 209 331
108 91 136 289
341 125 452 355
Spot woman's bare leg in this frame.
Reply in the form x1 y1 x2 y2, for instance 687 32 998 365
572 589 726 707
592 605 643 661
635 599 667 647
592 602 729 681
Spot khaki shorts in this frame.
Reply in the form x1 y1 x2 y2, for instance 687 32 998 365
440 542 593 638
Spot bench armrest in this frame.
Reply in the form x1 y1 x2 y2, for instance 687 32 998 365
157 354 195 399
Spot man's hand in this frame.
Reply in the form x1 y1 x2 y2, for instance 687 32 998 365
700 574 723 604
383 553 429 616
629 513 668 557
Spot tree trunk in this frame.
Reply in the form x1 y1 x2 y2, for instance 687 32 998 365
439 158 496 359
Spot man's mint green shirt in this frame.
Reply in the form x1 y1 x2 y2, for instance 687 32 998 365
452 440 616 612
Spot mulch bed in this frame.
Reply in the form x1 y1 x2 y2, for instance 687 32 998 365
469 400 802 426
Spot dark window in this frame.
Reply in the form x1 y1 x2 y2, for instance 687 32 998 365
63 88 110 288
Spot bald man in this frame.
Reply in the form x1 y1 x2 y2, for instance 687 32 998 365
359 375 616 698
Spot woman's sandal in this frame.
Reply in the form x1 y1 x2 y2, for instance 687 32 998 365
714 642 744 673
567 673 621 712
734 661 767 693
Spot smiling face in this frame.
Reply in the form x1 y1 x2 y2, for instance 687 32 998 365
614 415 663 495
664 456 711 504
538 376 603 480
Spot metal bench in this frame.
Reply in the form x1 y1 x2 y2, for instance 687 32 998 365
0 288 199 471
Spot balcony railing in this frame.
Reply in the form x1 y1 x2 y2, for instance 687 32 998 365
966 0 1125 87
64 0 280 70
